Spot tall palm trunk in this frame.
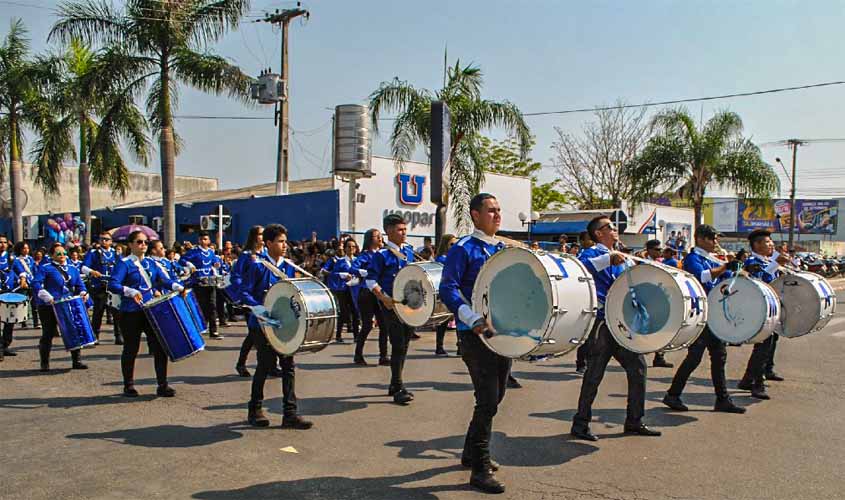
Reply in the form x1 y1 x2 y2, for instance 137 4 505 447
78 119 92 244
8 110 24 241
159 58 176 245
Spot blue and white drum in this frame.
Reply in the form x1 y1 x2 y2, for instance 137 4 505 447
143 291 206 362
771 271 838 338
183 289 208 334
471 247 597 360
393 262 450 327
53 296 96 351
107 291 122 309
261 278 337 356
707 275 779 344
605 263 707 354
0 292 29 324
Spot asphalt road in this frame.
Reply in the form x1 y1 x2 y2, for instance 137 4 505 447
1 292 844 500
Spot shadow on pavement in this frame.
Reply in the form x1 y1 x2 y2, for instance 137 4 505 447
68 423 247 448
192 464 470 500
510 369 583 383
0 393 154 409
205 394 393 417
609 390 764 412
358 380 473 393
385 431 598 468
102 374 245 387
529 407 698 431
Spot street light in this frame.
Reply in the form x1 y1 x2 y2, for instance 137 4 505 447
519 211 540 244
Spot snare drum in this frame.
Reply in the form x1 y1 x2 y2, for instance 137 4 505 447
471 247 597 360
183 289 208 334
197 275 223 287
52 296 96 351
107 291 122 309
261 278 337 356
0 292 29 324
706 275 779 344
393 262 450 327
771 271 838 338
143 291 206 362
605 263 707 354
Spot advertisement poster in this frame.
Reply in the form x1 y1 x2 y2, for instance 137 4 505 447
737 199 838 234
737 201 777 232
665 222 692 251
705 198 738 233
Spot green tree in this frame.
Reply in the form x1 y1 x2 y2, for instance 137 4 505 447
626 108 779 227
478 136 568 211
369 60 530 231
51 0 254 244
33 39 151 244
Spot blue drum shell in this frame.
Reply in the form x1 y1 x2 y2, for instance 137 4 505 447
144 294 206 362
53 297 96 351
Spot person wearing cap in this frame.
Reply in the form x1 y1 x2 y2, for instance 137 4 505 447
662 246 680 268
737 229 789 399
662 224 745 414
642 239 675 369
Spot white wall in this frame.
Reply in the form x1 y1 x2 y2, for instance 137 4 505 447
625 202 696 244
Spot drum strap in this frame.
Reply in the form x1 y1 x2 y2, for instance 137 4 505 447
130 258 153 290
386 246 409 263
54 264 71 295
259 259 290 281
20 258 32 277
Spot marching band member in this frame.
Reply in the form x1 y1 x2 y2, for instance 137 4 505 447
33 243 89 372
83 232 122 344
643 239 674 369
147 240 180 284
662 246 680 268
109 231 185 398
352 229 389 366
571 215 661 441
12 241 38 329
662 224 746 413
215 252 232 328
180 231 223 340
439 194 509 494
241 224 312 429
0 234 17 360
366 214 417 405
434 234 458 356
737 229 789 399
68 248 83 273
322 240 359 344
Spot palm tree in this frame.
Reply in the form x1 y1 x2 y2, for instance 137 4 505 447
0 19 55 241
625 108 779 227
51 0 254 244
32 39 151 244
369 60 530 232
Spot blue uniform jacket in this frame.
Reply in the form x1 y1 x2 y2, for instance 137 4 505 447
435 254 448 265
108 256 180 312
322 256 354 292
578 244 631 320
744 253 780 284
179 247 222 286
33 261 87 304
240 257 296 330
439 234 505 331
82 248 119 283
683 247 733 293
366 242 415 297
149 256 181 292
12 255 37 285
0 251 13 290
663 257 679 268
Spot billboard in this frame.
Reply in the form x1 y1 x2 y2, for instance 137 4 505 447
704 198 738 233
738 199 838 234
737 200 777 232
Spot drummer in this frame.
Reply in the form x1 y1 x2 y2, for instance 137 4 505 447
439 194 508 494
33 243 89 372
215 251 232 329
571 215 661 441
352 229 389 366
83 232 122 344
12 241 38 329
737 229 789 399
662 224 745 413
366 213 417 405
180 231 223 340
0 234 17 360
109 231 185 398
240 223 312 429
147 240 180 285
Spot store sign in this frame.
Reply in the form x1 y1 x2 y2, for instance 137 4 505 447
738 199 838 234
382 209 436 230
396 173 426 205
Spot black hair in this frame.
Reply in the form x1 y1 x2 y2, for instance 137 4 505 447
13 241 28 255
198 230 210 239
587 215 610 242
263 224 288 243
748 228 771 247
469 193 496 213
436 233 457 256
362 228 380 251
383 213 406 230
244 225 264 252
49 242 64 256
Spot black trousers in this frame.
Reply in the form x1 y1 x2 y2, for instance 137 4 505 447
575 333 594 370
2 322 14 351
668 327 729 400
766 333 779 373
435 318 460 351
355 289 388 359
333 289 359 340
237 327 283 368
380 306 414 388
119 311 168 386
30 297 40 328
573 321 647 430
742 333 777 385
36 305 81 366
249 327 297 417
458 330 511 468
91 288 121 337
194 286 217 334
215 289 232 325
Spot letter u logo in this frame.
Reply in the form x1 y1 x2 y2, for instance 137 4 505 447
397 173 426 205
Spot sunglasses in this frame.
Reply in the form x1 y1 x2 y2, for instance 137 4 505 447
133 240 149 245
598 223 617 232
53 251 67 257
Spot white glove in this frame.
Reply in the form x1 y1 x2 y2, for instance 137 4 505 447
37 289 54 304
123 286 142 298
357 269 368 278
172 283 185 292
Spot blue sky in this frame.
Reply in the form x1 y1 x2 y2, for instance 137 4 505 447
3 0 845 198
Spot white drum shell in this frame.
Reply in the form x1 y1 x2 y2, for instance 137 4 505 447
706 276 779 344
771 271 837 338
472 248 597 360
107 292 122 309
262 278 337 355
0 301 29 324
393 262 450 327
605 264 707 354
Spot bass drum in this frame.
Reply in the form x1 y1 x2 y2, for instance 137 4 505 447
706 275 779 344
262 278 337 355
393 262 450 327
605 263 707 354
771 271 837 338
471 247 597 360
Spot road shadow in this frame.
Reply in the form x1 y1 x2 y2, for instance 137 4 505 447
297 362 362 371
530 407 697 432
358 380 473 394
385 431 598 468
205 394 392 417
608 390 764 412
510 369 583 383
68 423 247 448
102 374 246 387
192 464 469 500
0 393 154 409
200 345 243 352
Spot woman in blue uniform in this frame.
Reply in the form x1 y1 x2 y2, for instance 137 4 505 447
434 234 457 356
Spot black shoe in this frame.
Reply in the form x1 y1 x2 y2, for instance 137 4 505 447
456 348 462 356
72 362 88 370
575 365 586 375
3 350 17 357
411 333 421 340
624 424 661 436
114 335 124 345
235 365 251 377
737 379 753 391
281 415 313 430
156 385 176 397
714 399 746 414
219 322 229 328
248 401 270 427
461 457 499 471
209 332 224 340
570 427 598 442
39 362 50 372
435 347 448 356
469 469 505 494
123 386 139 397
392 388 413 405
662 394 688 411
507 376 522 389
765 371 784 382
750 385 770 400
268 367 283 378
94 340 100 346
353 356 368 366
378 357 390 366
335 337 344 343
653 357 674 368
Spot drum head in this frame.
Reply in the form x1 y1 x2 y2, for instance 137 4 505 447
773 272 836 337
0 293 27 304
605 265 687 353
393 263 441 327
262 281 308 355
707 277 770 344
472 247 552 358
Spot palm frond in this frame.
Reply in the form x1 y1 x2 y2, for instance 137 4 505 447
50 1 130 47
367 78 431 134
172 48 252 103
185 0 251 46
31 114 76 194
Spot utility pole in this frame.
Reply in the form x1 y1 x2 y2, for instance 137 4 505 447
261 4 309 195
786 138 804 251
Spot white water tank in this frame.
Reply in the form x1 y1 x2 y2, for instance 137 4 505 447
333 104 372 177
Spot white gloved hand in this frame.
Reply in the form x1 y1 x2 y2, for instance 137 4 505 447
123 286 142 299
